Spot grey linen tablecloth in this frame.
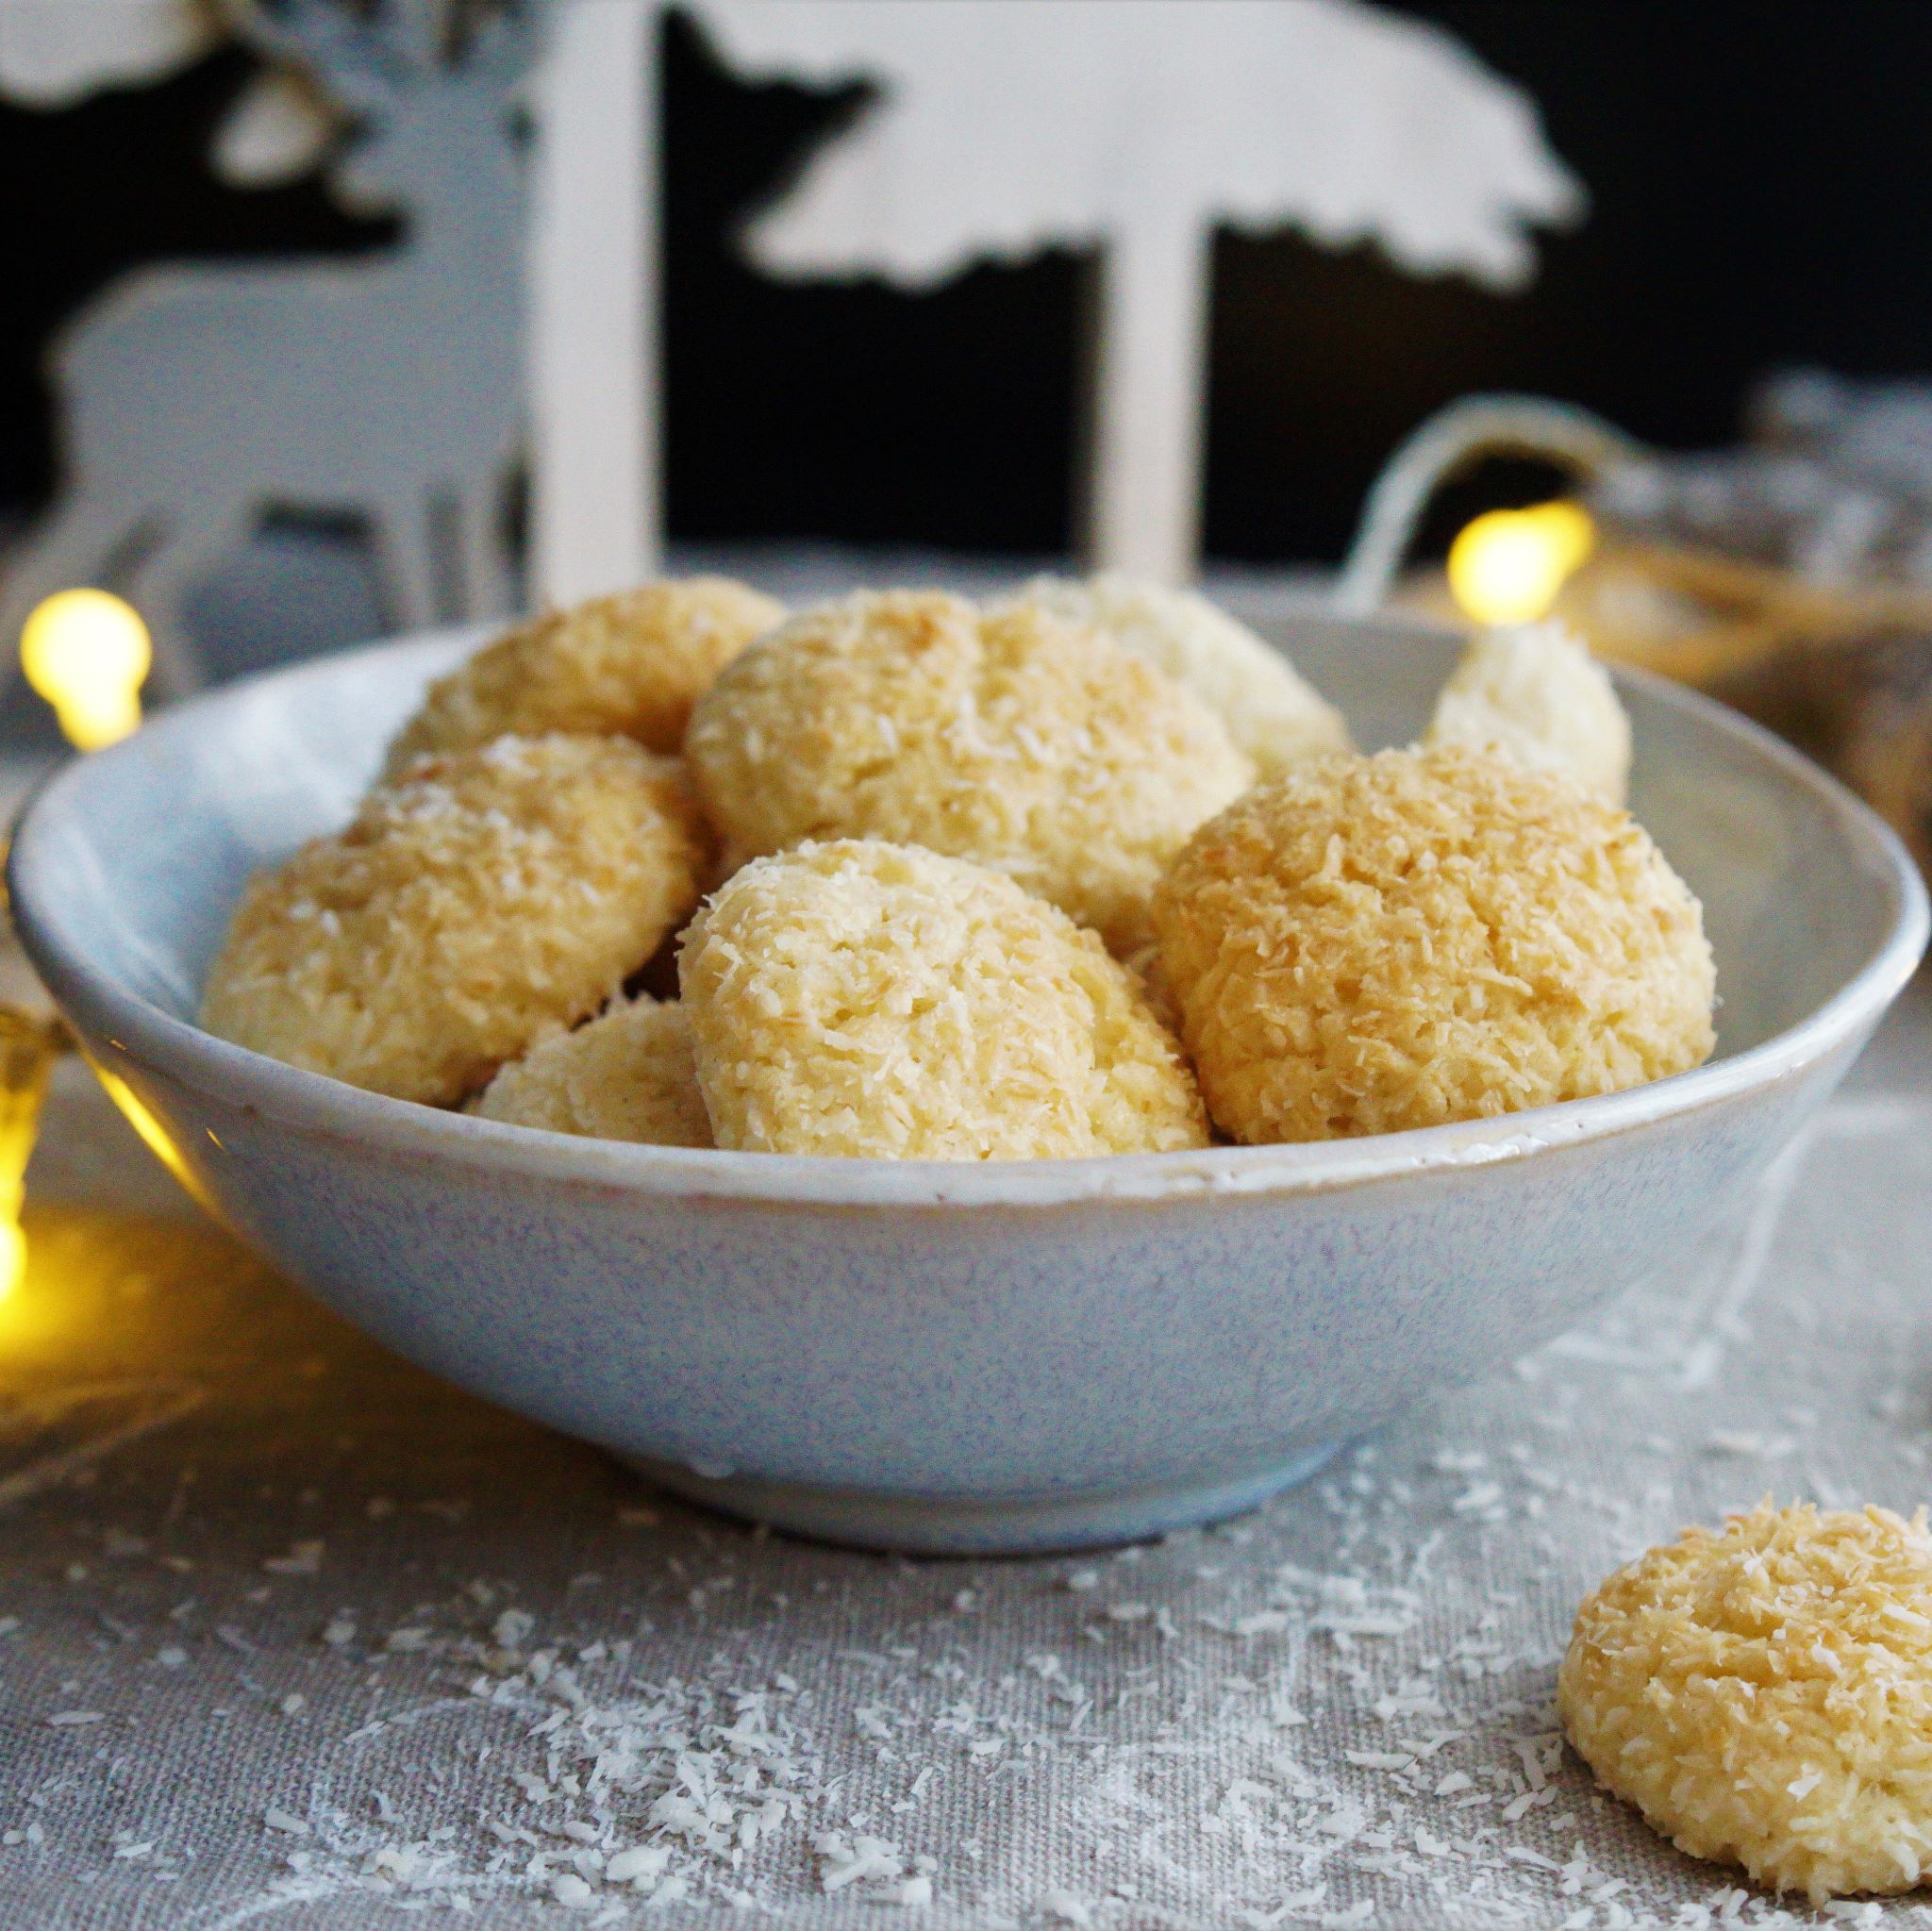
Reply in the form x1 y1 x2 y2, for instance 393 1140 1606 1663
5 990 1932 1931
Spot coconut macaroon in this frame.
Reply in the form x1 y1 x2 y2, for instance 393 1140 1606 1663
201 735 706 1107
383 576 784 775
1424 619 1632 807
999 573 1350 775
685 591 1255 953
1560 1503 1932 1903
679 840 1209 1159
1153 747 1714 1142
473 996 710 1146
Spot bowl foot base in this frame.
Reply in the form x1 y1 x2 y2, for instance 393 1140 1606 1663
620 1445 1344 1556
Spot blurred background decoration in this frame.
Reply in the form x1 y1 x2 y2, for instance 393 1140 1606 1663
19 588 152 748
1339 374 1932 877
0 0 222 107
665 0 1579 587
0 0 531 700
1442 500 1596 627
1544 375 1932 882
7 1 1932 873
0 0 1578 669
0 1007 58 1300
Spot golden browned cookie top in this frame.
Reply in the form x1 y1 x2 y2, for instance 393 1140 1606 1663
679 838 1209 1159
201 734 705 1107
1153 746 1713 1142
1560 1502 1932 1904
385 575 784 774
685 590 1255 954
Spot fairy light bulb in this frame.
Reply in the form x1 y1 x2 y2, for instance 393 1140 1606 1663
0 1011 58 1304
1447 501 1595 626
20 590 153 751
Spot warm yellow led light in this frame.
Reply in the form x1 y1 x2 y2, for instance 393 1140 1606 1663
1447 501 1595 626
20 589 153 751
0 1220 25 1306
0 1010 58 1304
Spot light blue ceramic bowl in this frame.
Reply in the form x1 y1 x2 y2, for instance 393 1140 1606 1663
10 614 1926 1554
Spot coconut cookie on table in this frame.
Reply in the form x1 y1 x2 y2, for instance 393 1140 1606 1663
384 576 784 774
679 839 1209 1159
1153 747 1713 1142
202 735 705 1107
685 590 1254 954
1561 1502 1932 1903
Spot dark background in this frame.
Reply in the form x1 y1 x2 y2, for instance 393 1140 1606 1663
4 1 1927 565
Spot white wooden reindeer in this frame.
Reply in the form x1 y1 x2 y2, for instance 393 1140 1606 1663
0 0 529 697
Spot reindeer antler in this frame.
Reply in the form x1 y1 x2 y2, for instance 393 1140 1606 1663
390 0 450 74
461 0 540 102
222 0 404 110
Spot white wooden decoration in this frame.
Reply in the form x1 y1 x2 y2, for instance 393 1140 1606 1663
0 0 530 695
0 0 343 187
0 0 1582 659
527 0 658 604
695 0 1583 584
0 0 215 107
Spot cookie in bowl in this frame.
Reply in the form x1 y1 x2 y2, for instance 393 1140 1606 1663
686 590 1254 954
201 734 706 1106
473 994 710 1147
1424 618 1631 806
1153 746 1714 1142
994 573 1350 776
384 575 784 775
679 838 1208 1159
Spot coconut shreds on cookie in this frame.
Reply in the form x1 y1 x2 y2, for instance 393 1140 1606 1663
1561 1502 1932 1903
995 573 1351 776
385 575 784 775
685 590 1255 955
679 839 1210 1159
1153 746 1713 1142
201 734 706 1107
1424 619 1632 807
473 995 711 1147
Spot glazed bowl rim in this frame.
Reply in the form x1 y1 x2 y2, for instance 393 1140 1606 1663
10 625 1927 1210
